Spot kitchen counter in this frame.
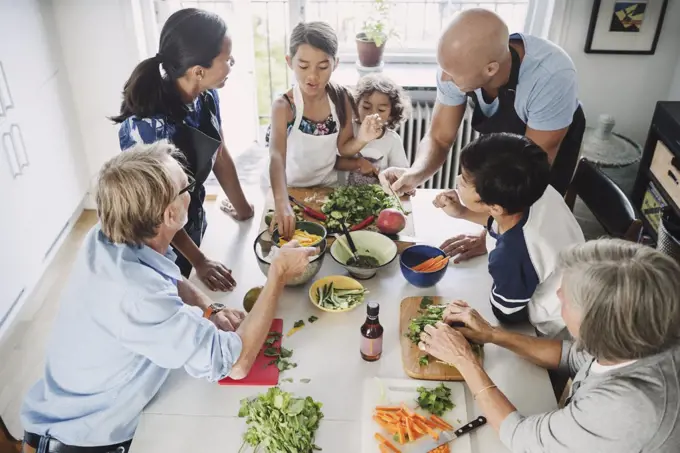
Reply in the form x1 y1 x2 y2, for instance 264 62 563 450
129 188 558 453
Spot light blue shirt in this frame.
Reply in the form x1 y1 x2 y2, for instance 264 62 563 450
437 33 579 131
20 225 242 446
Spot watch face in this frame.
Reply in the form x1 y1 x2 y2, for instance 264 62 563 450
212 303 226 310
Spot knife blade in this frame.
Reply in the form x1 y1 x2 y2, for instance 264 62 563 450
384 233 425 243
414 416 487 453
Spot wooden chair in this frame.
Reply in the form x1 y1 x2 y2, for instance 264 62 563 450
565 158 643 242
0 416 21 452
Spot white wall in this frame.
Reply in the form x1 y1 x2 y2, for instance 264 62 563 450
668 57 680 101
555 0 680 144
50 0 144 201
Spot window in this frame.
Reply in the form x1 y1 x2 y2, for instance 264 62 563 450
303 0 531 62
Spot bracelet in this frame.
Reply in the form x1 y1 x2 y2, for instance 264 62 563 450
473 384 497 400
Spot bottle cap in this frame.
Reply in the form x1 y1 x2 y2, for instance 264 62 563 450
367 301 379 316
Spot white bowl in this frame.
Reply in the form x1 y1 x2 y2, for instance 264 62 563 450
329 231 398 279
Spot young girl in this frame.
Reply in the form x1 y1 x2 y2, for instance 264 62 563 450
267 21 383 239
339 74 411 185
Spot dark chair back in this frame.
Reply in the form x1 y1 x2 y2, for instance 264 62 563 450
564 158 643 242
0 416 21 452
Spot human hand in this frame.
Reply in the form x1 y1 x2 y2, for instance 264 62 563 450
379 167 418 197
433 189 468 218
195 258 236 292
357 157 378 175
269 240 319 283
418 322 478 368
211 307 246 331
221 199 254 221
357 113 383 144
272 202 296 240
440 231 488 263
443 300 495 344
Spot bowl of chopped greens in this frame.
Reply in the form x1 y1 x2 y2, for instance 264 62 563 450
254 228 327 287
309 275 367 312
329 230 398 279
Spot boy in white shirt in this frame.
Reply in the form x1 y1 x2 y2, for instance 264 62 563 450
434 133 584 336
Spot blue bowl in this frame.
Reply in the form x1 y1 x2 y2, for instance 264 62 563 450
400 245 448 288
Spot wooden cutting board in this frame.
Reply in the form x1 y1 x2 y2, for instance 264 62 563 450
259 186 417 253
400 296 484 381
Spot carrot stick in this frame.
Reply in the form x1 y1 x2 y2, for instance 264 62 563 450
422 257 449 272
373 416 398 433
413 418 439 439
374 433 400 453
397 424 406 444
413 256 443 271
379 445 391 453
401 404 415 418
405 417 416 443
430 415 453 430
376 406 401 412
411 419 427 434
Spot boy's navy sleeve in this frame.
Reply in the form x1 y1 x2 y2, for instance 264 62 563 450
487 230 540 324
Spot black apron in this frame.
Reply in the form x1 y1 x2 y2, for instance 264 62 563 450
171 91 222 277
466 42 586 195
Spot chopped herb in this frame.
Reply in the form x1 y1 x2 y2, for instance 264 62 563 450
277 359 297 372
457 418 463 425
416 383 455 416
294 320 305 329
308 315 319 323
420 296 434 309
238 387 324 453
281 377 294 383
280 347 293 359
418 355 430 367
300 378 311 384
264 337 277 346
267 331 282 339
264 347 280 357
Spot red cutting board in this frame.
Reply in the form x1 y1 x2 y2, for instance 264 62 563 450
219 318 283 386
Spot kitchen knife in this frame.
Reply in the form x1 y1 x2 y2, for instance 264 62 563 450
413 416 487 453
384 233 425 243
288 195 327 221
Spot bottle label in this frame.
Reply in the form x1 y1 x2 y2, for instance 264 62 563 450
361 335 383 356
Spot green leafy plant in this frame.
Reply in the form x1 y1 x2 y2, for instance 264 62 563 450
416 384 455 416
359 0 397 47
321 184 394 232
238 387 324 453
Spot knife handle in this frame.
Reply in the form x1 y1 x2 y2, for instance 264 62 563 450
454 416 487 437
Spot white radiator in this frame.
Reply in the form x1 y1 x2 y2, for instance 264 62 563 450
396 101 478 190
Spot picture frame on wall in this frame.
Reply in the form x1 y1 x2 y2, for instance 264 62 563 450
585 0 668 54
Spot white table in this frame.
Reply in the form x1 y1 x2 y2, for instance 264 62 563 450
130 188 557 453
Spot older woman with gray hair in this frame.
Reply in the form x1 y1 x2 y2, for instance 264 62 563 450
420 239 680 452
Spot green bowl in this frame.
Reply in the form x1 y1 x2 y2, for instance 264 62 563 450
272 221 327 248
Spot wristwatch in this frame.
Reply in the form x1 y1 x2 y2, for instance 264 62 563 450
203 303 226 319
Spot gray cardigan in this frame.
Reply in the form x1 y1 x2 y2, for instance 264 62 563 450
500 341 680 452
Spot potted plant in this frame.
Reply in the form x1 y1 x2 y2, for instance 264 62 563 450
356 0 395 68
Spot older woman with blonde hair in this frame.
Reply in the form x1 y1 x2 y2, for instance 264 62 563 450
421 239 680 452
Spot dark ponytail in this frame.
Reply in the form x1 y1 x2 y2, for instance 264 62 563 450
111 8 227 123
289 21 350 126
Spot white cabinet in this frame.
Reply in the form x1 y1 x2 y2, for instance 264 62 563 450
0 0 87 332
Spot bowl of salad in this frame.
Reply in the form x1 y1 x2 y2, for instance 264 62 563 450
309 275 367 313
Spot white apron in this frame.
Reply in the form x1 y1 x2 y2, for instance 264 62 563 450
284 84 339 187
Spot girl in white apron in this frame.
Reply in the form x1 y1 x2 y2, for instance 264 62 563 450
266 21 382 239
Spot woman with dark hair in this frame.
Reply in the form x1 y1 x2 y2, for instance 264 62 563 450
113 8 253 291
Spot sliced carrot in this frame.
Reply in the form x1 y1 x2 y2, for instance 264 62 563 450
379 445 391 453
430 415 453 430
422 257 449 273
428 419 451 431
374 433 400 453
411 419 427 434
405 417 416 443
413 255 444 272
401 403 415 418
413 418 439 440
397 424 406 444
376 406 401 412
373 416 399 434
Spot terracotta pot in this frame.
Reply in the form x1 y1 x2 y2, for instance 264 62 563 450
356 32 386 67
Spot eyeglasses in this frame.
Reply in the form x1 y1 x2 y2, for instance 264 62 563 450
179 175 196 195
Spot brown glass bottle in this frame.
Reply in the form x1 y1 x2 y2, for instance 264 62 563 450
360 301 384 362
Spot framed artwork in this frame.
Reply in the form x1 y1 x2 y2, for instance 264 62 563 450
585 0 668 54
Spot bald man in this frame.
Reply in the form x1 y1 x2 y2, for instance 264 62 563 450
381 8 585 262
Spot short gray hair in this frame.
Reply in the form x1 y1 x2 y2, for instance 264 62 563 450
559 239 680 361
96 141 183 245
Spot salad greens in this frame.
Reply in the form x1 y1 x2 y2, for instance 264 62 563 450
416 383 455 416
321 184 394 232
238 387 324 453
315 282 367 310
308 315 319 323
264 332 296 372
